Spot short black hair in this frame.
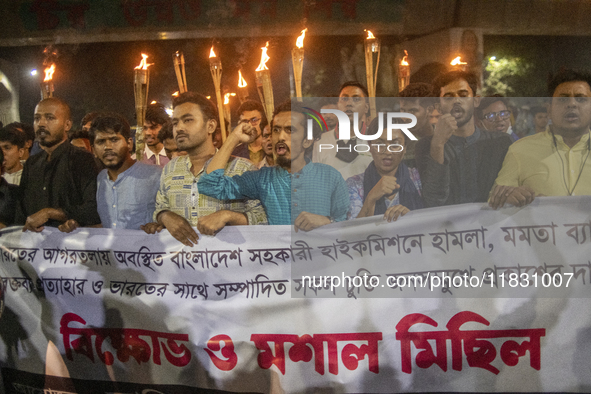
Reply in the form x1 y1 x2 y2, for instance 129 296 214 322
0 125 26 148
476 96 509 120
172 92 218 125
88 113 131 145
7 122 34 144
399 83 437 108
339 81 369 98
531 106 547 116
145 102 171 126
433 71 479 97
158 121 173 141
80 112 101 128
68 128 91 141
547 68 591 96
237 100 268 131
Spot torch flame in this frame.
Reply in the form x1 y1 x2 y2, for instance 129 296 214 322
256 42 270 71
135 54 152 70
151 100 157 104
224 93 231 105
43 64 55 82
296 28 307 49
365 30 376 39
209 47 216 58
450 56 467 66
172 91 179 97
400 50 409 66
238 70 247 87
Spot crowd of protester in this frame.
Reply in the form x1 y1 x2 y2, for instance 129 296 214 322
0 67 589 245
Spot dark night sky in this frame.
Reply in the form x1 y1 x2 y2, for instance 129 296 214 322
2 34 591 126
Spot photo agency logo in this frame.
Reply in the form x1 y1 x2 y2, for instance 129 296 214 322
304 108 418 153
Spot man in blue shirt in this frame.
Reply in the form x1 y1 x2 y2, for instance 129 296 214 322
59 114 161 231
199 101 349 231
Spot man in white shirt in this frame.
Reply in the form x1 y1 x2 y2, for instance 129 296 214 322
140 103 170 168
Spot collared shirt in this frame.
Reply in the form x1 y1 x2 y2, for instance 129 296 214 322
17 140 101 227
346 166 422 219
3 168 23 185
97 161 162 229
494 130 591 196
416 127 512 207
312 130 373 180
142 145 170 168
256 157 273 169
154 155 267 226
197 162 349 225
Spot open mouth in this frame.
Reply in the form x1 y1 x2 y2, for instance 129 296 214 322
275 144 288 155
451 106 464 118
564 112 579 122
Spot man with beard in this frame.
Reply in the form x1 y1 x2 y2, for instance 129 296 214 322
198 100 349 231
17 97 101 231
61 114 161 231
415 71 512 207
489 69 591 208
140 103 170 168
142 92 267 246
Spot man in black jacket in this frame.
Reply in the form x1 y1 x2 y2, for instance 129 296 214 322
415 71 512 207
17 97 100 232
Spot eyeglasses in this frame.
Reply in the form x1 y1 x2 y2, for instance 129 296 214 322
483 110 511 121
239 117 261 126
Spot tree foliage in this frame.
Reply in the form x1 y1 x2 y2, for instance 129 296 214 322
483 57 534 96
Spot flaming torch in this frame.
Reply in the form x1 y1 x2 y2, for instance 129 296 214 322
237 70 249 104
450 56 467 71
134 53 152 159
291 28 307 102
172 51 188 93
209 46 227 143
41 64 55 99
255 42 274 124
364 30 381 120
223 92 236 127
398 50 410 92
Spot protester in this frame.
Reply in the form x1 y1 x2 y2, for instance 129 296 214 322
140 103 170 167
257 124 274 169
477 95 519 141
312 81 373 180
0 149 19 228
199 100 349 231
398 82 437 167
158 120 186 160
531 105 549 134
0 125 27 185
60 114 162 231
80 112 101 131
142 92 267 246
17 97 101 231
5 122 35 160
231 100 268 163
415 71 512 207
318 96 339 132
490 69 591 208
347 115 423 221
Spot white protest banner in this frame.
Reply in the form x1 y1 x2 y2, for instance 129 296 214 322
0 197 590 393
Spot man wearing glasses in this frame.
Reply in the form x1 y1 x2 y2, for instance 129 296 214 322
477 96 519 141
489 69 591 208
231 100 267 165
415 71 512 207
